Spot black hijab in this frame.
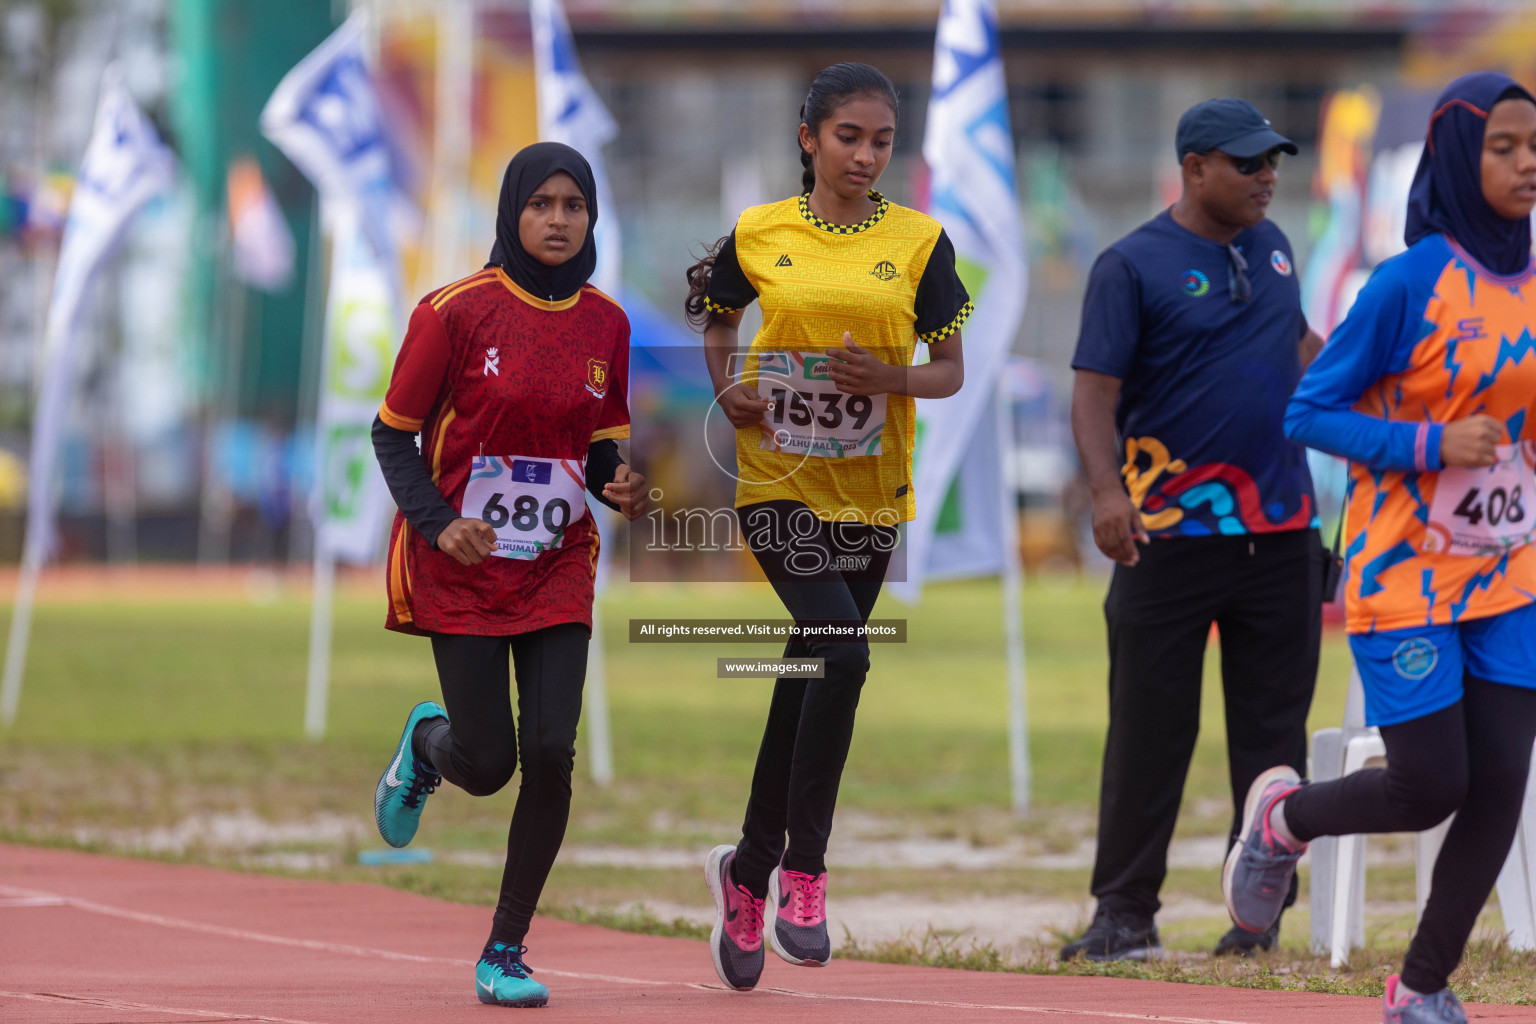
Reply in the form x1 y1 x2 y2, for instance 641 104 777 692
486 142 598 301
1405 72 1536 276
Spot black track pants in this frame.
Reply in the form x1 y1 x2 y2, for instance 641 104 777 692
1091 530 1322 917
730 500 897 896
416 624 587 946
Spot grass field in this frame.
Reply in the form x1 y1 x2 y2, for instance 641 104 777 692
2 568 1532 1002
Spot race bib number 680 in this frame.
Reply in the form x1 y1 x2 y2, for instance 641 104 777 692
460 455 587 560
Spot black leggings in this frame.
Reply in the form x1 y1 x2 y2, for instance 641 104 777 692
731 500 897 896
414 624 587 946
1284 675 1536 993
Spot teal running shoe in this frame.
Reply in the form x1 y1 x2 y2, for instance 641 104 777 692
373 701 446 848
475 942 549 1008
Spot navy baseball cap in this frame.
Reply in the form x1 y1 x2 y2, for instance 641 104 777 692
1175 98 1298 161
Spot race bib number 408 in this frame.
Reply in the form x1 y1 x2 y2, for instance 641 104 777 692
461 455 587 560
1424 442 1536 557
754 350 886 458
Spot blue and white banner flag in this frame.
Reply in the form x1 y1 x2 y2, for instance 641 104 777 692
531 0 621 296
259 12 397 263
262 11 402 565
27 67 176 563
3 67 176 724
894 0 1028 600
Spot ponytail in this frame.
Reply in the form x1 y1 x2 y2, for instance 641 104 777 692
683 234 730 332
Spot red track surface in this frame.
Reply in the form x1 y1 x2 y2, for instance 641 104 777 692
3 843 1533 1024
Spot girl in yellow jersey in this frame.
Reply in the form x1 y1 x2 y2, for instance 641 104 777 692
683 62 971 991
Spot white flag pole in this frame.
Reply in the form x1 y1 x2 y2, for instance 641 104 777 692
586 598 614 786
305 546 335 739
533 0 619 784
302 247 335 742
0 547 41 725
995 377 1030 814
430 0 473 288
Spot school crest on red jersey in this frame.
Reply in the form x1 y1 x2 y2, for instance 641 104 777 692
585 357 609 398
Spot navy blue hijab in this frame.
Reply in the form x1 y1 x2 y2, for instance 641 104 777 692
486 142 598 301
1406 72 1536 276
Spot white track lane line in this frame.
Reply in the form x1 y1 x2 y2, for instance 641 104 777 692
0 882 1272 1024
0 989 331 1024
0 895 68 907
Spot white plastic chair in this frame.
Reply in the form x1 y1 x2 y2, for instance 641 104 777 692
1308 662 1536 965
1496 757 1536 948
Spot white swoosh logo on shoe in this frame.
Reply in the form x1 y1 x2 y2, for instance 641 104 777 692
385 751 404 788
477 977 495 995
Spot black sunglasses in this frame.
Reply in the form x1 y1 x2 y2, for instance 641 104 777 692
1222 149 1285 176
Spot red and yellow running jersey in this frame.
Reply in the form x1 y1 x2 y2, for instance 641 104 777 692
379 267 630 636
1287 234 1536 633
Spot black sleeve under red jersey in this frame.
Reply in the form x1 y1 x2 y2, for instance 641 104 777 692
375 301 459 545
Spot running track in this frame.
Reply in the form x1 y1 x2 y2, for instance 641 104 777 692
4 844 1534 1024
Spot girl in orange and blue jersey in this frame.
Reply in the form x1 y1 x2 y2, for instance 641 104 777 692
1221 73 1536 1024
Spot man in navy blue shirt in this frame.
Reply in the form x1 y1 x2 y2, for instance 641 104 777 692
1064 98 1326 962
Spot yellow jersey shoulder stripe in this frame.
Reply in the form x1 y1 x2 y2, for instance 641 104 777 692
581 284 626 312
430 269 498 312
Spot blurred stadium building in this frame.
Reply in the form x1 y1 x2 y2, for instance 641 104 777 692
0 0 1530 562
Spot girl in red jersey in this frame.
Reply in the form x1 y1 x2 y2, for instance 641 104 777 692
369 143 645 1009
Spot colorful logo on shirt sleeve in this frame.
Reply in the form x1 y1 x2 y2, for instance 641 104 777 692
1270 250 1293 276
1182 269 1210 297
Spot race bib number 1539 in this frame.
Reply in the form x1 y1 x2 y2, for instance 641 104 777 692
754 350 886 458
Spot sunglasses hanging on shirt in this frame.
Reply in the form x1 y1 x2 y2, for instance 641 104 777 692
1227 243 1251 304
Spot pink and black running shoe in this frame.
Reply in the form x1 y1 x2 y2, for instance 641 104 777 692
705 845 765 990
767 860 831 966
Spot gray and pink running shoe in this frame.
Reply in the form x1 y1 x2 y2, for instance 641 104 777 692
1382 974 1467 1024
1222 765 1306 934
705 845 765 990
767 860 831 966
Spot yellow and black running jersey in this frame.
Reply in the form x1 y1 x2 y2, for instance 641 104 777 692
705 191 971 523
